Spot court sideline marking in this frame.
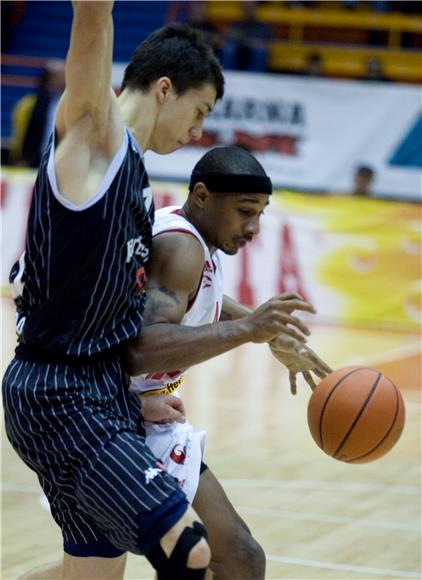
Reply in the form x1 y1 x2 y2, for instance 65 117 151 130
267 554 421 578
3 482 420 578
3 483 418 532
344 342 421 367
4 479 421 495
238 506 419 531
221 478 421 494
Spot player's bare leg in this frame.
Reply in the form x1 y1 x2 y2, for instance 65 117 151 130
193 468 265 580
19 506 209 580
19 554 128 580
62 553 128 579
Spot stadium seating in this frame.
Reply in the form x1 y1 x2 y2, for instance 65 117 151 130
1 1 170 141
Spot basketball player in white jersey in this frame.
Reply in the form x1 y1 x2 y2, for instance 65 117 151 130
124 146 331 579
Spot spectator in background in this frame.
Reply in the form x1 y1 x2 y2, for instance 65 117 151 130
10 62 65 168
219 1 271 72
305 53 324 77
363 57 389 81
344 0 390 12
353 165 375 196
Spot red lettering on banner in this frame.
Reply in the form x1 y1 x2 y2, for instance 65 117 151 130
154 192 174 209
278 223 309 301
154 187 179 209
0 180 8 209
237 244 254 306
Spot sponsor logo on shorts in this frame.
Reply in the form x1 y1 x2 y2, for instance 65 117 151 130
142 376 185 397
144 467 162 484
170 444 186 465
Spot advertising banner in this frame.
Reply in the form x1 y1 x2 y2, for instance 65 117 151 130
134 71 421 201
2 170 420 331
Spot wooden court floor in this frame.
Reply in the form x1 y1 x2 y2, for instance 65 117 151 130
1 296 421 579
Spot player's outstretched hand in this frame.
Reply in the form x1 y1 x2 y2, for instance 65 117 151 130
246 292 316 343
269 339 332 395
140 393 186 423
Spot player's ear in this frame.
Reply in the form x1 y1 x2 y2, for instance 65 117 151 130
156 77 172 104
191 182 210 209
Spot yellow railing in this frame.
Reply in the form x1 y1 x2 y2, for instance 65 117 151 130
269 44 422 82
206 2 422 82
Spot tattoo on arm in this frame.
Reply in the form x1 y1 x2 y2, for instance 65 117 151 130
144 286 180 324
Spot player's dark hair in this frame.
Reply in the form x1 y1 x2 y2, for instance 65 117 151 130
121 24 224 100
356 165 374 178
191 146 268 177
189 147 272 194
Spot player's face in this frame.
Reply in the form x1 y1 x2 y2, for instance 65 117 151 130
207 193 270 255
151 83 217 154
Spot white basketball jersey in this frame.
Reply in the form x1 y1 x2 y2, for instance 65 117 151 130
131 206 224 395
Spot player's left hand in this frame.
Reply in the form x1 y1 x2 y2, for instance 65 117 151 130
269 337 332 395
140 393 186 423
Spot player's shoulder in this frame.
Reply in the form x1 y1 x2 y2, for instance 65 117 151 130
149 231 204 291
154 208 205 256
153 229 204 264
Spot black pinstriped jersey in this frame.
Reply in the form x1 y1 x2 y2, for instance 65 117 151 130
10 128 154 357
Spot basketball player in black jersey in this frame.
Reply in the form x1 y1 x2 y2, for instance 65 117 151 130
3 4 328 580
3 2 225 579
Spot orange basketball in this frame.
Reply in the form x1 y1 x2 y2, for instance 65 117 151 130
307 366 405 464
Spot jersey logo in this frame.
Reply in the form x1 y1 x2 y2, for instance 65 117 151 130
126 235 149 263
170 444 186 465
202 260 213 289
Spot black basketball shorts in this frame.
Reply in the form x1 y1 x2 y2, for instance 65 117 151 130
2 357 189 557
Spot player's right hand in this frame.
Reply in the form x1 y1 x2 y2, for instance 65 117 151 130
244 292 316 343
140 393 186 424
269 341 332 395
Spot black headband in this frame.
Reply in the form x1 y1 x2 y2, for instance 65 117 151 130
189 172 272 195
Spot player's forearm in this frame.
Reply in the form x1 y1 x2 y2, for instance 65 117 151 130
124 319 253 375
72 0 114 23
220 294 252 321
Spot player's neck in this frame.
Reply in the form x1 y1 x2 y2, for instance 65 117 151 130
180 205 217 255
118 89 156 151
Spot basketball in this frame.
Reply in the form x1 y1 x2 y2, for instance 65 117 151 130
307 367 405 463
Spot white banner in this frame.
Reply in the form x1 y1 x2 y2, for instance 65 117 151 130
2 171 420 331
130 70 421 201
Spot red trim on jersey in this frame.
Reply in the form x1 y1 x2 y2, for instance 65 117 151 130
153 227 206 313
214 302 220 322
153 227 201 244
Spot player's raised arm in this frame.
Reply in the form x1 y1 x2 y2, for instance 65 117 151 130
59 1 114 133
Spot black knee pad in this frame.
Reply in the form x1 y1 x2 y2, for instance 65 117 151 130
146 521 208 580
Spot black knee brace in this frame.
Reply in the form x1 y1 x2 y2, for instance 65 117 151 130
146 521 208 580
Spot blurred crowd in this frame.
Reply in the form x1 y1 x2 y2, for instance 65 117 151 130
3 0 417 197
